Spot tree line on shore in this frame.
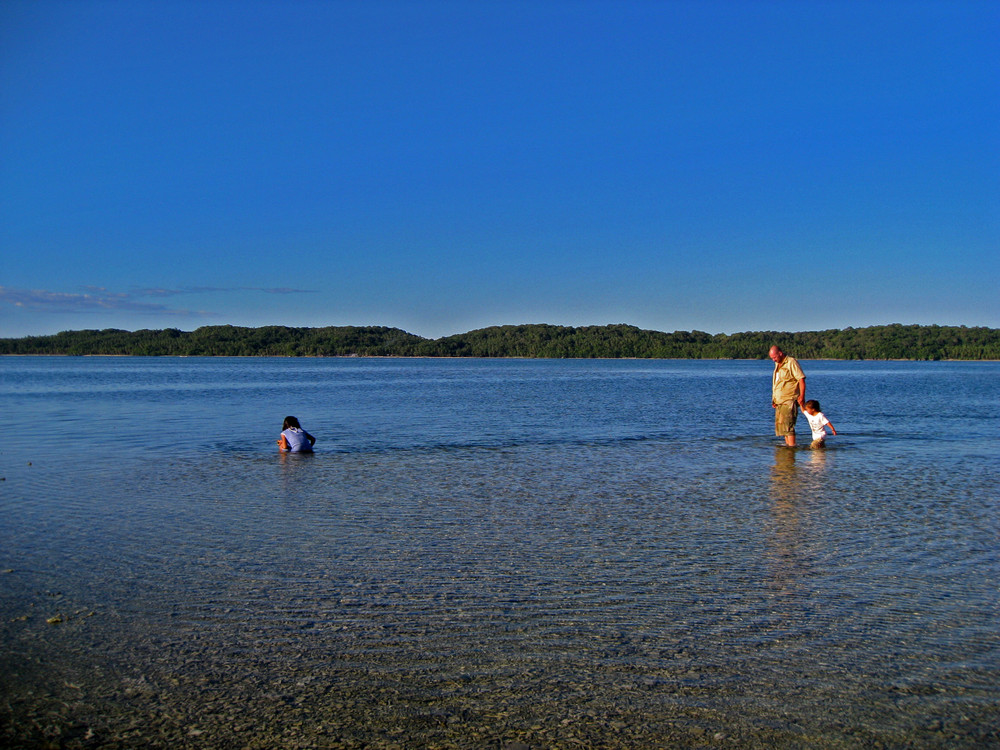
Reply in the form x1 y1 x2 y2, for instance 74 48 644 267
1 323 998 359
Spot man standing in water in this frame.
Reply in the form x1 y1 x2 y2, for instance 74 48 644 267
770 345 806 447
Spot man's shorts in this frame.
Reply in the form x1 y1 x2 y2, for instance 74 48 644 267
774 401 798 437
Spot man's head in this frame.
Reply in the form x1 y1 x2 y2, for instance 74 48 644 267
769 346 785 364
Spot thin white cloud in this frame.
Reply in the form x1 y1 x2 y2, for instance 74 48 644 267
128 286 317 297
0 285 318 317
0 286 196 315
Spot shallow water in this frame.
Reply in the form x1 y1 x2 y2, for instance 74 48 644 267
1 358 998 748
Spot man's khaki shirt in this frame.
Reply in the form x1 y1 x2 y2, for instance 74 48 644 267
772 356 805 404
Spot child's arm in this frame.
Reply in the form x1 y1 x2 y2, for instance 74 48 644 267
826 420 836 435
305 431 316 446
277 434 289 451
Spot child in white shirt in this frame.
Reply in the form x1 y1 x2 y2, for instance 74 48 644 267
802 400 837 447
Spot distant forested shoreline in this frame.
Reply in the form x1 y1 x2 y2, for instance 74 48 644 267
1 323 998 359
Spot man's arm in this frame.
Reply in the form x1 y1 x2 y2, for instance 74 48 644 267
797 378 806 407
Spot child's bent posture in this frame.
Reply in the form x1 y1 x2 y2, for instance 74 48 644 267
278 416 316 453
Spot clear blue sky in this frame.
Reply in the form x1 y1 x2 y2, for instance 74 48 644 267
2 0 997 339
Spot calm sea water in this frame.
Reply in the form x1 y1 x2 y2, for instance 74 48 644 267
1 357 998 748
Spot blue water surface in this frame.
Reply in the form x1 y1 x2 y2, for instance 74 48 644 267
1 357 997 747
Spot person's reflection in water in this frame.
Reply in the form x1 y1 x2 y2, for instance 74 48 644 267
768 446 803 580
764 447 810 637
278 448 314 474
808 441 829 468
770 446 799 504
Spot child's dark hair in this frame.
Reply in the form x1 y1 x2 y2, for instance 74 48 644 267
282 416 302 430
804 400 820 411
